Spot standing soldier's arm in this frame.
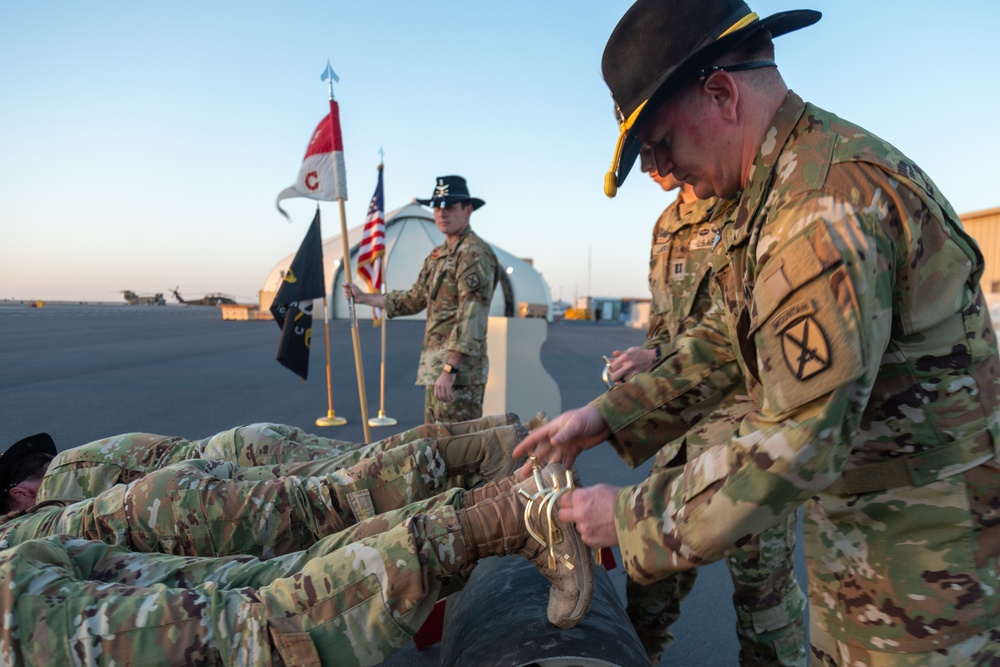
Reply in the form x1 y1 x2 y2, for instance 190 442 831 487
593 297 744 468
383 259 434 318
444 248 497 383
615 190 900 580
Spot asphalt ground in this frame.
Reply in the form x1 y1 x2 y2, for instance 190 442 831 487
0 302 807 666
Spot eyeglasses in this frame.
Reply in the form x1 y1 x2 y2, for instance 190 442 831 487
696 59 776 81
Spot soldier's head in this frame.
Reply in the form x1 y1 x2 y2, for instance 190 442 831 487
416 175 485 241
639 144 683 193
0 433 55 514
601 0 819 200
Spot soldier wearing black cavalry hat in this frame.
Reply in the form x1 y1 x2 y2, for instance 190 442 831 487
517 1 1000 664
346 175 499 424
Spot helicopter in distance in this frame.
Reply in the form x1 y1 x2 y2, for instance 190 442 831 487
171 287 236 307
121 290 166 306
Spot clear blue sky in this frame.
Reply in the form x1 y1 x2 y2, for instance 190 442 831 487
2 1 998 303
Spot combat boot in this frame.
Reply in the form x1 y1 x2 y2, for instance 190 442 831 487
445 412 522 434
460 474 518 506
458 459 594 628
526 411 549 431
439 424 528 487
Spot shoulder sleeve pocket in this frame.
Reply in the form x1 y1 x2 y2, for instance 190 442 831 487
748 224 864 416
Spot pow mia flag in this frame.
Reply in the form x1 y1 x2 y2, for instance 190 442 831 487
271 210 326 380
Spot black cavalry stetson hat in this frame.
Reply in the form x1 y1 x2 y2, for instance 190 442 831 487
0 432 56 489
601 0 820 197
416 175 486 210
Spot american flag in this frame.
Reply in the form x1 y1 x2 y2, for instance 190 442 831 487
357 164 385 324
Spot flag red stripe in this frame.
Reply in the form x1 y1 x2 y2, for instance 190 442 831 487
328 99 344 152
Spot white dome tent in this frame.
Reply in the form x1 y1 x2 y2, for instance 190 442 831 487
261 202 553 322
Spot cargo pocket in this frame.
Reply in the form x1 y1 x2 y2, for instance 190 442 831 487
344 454 428 521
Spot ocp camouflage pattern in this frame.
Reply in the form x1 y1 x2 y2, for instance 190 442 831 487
384 227 498 387
424 383 486 423
644 194 722 349
0 507 473 666
2 437 474 557
598 91 1000 659
38 422 464 504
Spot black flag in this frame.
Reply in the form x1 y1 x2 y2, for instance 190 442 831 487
271 210 325 379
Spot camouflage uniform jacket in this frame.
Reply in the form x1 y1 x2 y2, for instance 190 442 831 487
594 91 1000 654
384 227 498 386
644 193 720 351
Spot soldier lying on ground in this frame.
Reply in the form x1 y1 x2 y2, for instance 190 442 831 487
0 422 528 558
29 413 528 505
0 460 594 665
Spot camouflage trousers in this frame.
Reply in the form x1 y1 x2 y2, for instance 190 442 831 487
0 434 489 558
627 397 807 666
810 622 1000 666
424 383 485 423
38 416 522 504
0 501 477 666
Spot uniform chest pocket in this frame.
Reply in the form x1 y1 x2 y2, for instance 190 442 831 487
648 248 672 315
747 226 864 416
429 256 457 302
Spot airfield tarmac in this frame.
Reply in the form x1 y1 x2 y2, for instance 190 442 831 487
0 302 806 666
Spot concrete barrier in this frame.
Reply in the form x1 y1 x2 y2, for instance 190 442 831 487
483 316 561 420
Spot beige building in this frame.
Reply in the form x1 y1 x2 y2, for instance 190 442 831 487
962 207 1000 304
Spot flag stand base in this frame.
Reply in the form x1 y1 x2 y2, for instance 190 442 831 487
368 410 397 427
316 410 347 427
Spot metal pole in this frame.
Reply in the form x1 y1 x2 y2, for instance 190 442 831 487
338 198 372 443
369 264 396 427
315 293 346 427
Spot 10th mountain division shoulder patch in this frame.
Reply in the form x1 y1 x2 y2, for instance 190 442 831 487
781 316 831 381
465 273 481 290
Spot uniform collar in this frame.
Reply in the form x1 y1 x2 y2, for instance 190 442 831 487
437 227 474 257
678 194 718 221
722 90 806 250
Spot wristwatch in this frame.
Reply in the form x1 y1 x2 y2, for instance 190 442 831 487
443 363 458 374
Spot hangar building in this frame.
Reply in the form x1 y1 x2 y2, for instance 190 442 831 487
261 202 553 321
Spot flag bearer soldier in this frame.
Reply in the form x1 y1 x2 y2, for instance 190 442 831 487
517 1 1000 664
346 175 499 423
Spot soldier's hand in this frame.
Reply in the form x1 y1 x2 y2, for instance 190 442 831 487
343 283 360 301
434 371 456 402
557 484 620 548
608 346 657 382
513 405 611 472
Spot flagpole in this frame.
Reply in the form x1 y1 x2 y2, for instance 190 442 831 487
309 61 371 443
339 197 372 443
315 290 346 427
369 152 396 428
370 261 397 427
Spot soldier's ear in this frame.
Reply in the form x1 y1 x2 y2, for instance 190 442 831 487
701 70 739 122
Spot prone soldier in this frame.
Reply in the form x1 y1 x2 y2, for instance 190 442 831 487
0 422 528 557
32 413 527 504
0 459 594 665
